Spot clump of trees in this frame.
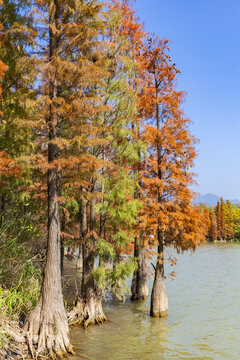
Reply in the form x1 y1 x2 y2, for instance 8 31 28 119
0 0 207 358
202 197 240 241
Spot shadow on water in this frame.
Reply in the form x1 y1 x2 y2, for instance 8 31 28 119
67 243 240 360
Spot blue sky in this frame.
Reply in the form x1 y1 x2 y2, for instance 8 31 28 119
134 0 240 200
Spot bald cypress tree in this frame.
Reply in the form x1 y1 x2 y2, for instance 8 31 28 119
217 200 225 240
224 200 234 240
67 0 144 325
209 207 217 241
23 0 105 356
135 36 207 318
0 0 37 220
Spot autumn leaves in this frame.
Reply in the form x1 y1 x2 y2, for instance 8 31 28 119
0 0 207 358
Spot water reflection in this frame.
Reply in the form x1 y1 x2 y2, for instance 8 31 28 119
69 243 240 360
71 299 170 360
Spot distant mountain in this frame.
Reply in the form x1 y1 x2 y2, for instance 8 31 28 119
194 193 220 206
194 193 240 207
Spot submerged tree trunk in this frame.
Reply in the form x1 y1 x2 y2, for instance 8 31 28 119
23 2 72 357
150 239 168 317
131 237 148 300
149 77 168 317
68 195 107 327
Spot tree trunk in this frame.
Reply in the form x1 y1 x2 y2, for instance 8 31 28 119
76 245 83 270
0 193 5 227
24 144 72 357
98 217 111 269
131 238 148 300
61 209 66 276
68 195 107 327
61 237 65 275
150 240 168 318
75 197 86 271
149 77 168 317
23 2 73 357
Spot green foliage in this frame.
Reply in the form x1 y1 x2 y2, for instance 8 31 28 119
93 257 138 301
233 205 240 239
208 200 240 241
0 219 41 320
64 199 80 220
93 266 111 295
111 258 138 301
96 238 116 258
96 169 142 248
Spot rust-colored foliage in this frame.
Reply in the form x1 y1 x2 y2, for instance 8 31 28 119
137 35 207 252
203 207 211 233
0 61 7 97
217 200 225 240
0 20 7 107
0 40 20 178
209 206 218 240
0 151 20 178
224 200 234 240
207 199 236 241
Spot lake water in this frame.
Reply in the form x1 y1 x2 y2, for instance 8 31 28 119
69 243 240 360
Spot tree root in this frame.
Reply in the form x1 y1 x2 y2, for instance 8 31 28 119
7 329 26 344
68 296 108 329
78 353 96 360
23 298 74 359
83 314 108 329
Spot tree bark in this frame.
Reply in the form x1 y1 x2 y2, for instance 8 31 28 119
76 245 83 270
23 2 72 357
61 209 66 276
131 237 148 300
68 195 107 327
75 197 86 270
150 78 168 318
150 239 168 317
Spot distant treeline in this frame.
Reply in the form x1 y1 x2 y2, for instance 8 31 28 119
200 198 240 241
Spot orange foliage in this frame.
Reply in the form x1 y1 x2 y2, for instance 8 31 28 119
209 206 217 240
0 21 7 99
0 151 21 178
136 36 207 251
0 54 20 178
217 200 225 240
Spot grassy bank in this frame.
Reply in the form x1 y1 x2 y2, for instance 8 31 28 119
0 218 41 358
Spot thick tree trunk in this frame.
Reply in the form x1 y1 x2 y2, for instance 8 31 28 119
23 2 72 357
131 238 148 300
24 148 73 357
150 241 168 317
68 196 107 327
149 79 168 317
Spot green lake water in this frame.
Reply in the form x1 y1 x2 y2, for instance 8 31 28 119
68 243 240 360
